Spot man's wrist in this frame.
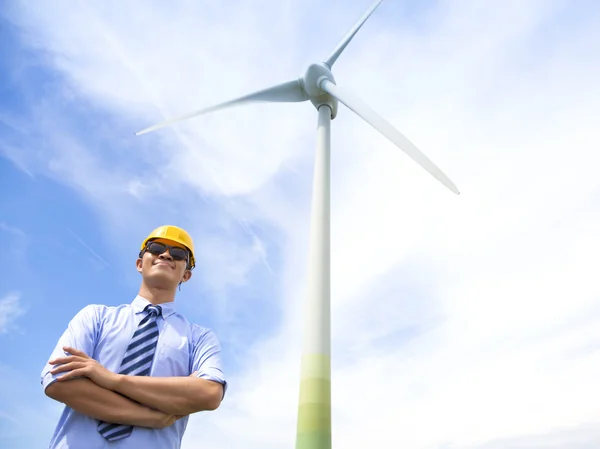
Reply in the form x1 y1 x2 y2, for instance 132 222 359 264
109 373 126 392
144 408 176 429
144 408 166 428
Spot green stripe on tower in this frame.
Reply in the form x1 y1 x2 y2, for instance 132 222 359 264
295 354 331 449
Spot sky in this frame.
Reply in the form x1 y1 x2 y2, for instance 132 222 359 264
1 0 600 447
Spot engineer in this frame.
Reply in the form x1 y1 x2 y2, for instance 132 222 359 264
41 225 226 448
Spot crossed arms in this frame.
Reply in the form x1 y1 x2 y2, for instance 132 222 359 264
42 306 225 430
45 347 224 429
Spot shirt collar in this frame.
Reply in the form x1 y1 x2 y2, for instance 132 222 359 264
132 295 176 318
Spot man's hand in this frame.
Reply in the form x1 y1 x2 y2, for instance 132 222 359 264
154 413 180 429
50 346 119 391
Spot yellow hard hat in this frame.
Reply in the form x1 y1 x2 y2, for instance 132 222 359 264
140 225 196 269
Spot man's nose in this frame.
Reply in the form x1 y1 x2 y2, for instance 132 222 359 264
158 249 173 260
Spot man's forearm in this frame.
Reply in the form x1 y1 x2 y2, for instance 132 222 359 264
112 375 223 416
45 378 175 428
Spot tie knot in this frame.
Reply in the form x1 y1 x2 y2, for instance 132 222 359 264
146 304 162 317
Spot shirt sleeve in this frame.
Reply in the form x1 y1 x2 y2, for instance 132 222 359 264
191 328 227 399
40 304 100 392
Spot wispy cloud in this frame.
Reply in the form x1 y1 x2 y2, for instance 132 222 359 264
0 114 35 178
451 424 600 449
67 229 110 268
0 143 35 178
0 292 26 335
0 222 27 239
0 222 29 265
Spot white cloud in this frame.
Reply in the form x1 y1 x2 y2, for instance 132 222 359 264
4 0 600 448
0 292 26 335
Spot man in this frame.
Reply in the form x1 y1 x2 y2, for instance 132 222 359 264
41 225 227 449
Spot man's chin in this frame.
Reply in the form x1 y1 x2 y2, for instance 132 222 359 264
144 273 178 289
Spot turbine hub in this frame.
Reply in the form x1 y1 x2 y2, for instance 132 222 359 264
302 63 338 119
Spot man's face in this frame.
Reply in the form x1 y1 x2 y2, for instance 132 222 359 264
136 238 192 288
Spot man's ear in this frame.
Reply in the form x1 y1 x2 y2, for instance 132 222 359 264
136 258 143 273
181 270 193 283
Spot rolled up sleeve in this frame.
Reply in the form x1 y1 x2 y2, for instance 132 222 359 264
41 304 100 392
191 328 227 399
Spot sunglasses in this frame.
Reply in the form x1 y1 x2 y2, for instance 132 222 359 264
144 241 189 263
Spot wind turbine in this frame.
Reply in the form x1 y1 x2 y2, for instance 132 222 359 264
135 0 459 447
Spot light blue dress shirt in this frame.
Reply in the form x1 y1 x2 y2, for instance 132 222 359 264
41 295 227 449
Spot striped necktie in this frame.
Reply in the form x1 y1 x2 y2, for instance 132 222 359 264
97 304 162 441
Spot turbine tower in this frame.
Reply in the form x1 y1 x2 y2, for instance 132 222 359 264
135 1 460 447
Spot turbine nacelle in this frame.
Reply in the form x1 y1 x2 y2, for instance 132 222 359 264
301 63 338 119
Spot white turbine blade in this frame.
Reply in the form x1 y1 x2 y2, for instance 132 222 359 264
135 79 307 135
324 0 383 68
321 80 460 194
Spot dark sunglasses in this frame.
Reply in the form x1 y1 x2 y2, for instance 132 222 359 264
144 241 189 262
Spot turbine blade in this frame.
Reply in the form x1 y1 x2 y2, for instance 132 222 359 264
321 80 460 194
135 79 308 135
324 0 383 68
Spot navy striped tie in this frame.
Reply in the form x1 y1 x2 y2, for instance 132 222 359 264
97 304 162 441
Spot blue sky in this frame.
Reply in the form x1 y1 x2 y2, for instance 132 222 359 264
1 0 600 448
